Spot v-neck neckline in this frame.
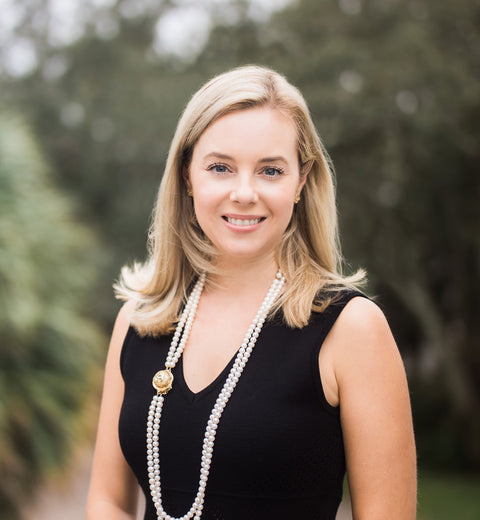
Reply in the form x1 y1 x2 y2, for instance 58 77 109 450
175 322 272 403
177 353 237 402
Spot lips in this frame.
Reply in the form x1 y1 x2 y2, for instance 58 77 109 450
226 217 260 226
223 215 265 227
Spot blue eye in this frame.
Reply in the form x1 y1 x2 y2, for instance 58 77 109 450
263 167 283 177
208 163 229 173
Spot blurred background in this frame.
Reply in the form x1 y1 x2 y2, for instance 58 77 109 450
0 0 479 519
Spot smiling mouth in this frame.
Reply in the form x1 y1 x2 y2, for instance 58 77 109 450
223 216 265 226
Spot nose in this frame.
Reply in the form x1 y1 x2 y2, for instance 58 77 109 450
230 172 258 205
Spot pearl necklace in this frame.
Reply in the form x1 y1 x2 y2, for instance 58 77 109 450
147 270 285 520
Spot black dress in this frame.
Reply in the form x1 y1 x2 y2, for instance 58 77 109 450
119 292 362 519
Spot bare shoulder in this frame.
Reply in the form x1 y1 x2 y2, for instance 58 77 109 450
108 300 136 360
115 300 136 331
87 298 140 517
329 297 417 518
333 296 396 351
328 296 403 385
335 296 391 336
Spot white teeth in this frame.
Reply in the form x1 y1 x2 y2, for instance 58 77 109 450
226 217 261 226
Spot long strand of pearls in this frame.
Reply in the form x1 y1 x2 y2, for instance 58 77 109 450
146 270 285 520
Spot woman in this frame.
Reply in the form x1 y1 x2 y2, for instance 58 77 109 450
87 65 416 520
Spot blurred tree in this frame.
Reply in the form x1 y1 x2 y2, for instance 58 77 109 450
1 0 479 470
1 0 210 320
0 112 104 519
260 0 480 468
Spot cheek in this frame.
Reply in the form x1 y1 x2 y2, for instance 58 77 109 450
191 192 221 236
192 176 233 217
280 202 296 228
193 187 218 214
269 194 296 233
272 188 296 213
192 197 208 224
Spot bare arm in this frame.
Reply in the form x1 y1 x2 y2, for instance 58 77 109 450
323 297 417 519
87 303 139 520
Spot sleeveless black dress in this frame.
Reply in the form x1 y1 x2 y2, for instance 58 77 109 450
119 291 362 519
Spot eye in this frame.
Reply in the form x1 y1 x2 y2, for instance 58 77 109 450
208 163 229 174
262 166 284 178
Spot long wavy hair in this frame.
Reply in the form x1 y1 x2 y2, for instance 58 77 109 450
115 65 364 335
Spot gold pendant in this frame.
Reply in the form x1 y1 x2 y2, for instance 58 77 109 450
152 369 173 395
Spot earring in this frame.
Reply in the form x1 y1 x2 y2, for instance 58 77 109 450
294 193 300 204
187 188 193 197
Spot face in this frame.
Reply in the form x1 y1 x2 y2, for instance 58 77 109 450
186 107 307 266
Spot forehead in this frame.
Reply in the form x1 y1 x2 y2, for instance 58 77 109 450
193 107 298 160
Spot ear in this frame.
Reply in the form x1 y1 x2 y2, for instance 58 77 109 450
297 159 313 193
301 159 313 177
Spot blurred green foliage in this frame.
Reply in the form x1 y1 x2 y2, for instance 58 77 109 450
0 0 479 515
0 113 104 519
262 0 480 470
417 472 480 520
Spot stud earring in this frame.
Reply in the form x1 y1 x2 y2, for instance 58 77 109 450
294 193 301 204
187 188 193 197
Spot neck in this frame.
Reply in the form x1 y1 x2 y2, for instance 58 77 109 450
207 255 279 296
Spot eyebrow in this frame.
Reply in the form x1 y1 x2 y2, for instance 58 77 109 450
203 152 234 161
203 152 289 164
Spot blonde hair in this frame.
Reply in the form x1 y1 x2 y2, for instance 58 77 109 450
115 65 364 335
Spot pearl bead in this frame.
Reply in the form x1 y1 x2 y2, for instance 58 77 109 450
146 270 284 519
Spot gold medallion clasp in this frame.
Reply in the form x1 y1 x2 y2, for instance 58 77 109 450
152 369 174 395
